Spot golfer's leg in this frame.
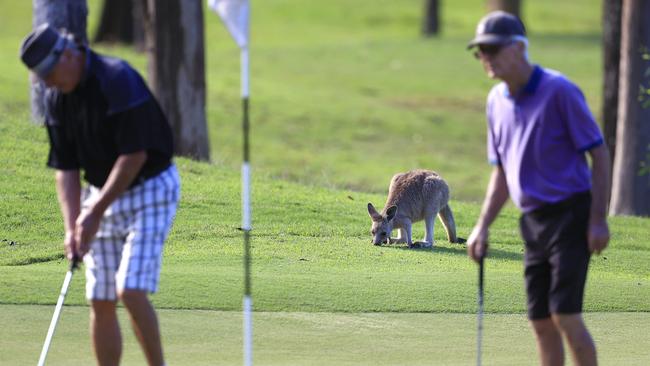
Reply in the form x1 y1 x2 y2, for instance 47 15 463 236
530 318 564 366
552 313 597 366
91 300 121 366
120 289 164 366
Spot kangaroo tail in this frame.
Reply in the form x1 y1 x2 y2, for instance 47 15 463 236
438 204 458 243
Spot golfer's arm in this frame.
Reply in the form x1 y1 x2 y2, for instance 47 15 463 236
475 165 509 230
55 170 81 235
588 144 610 223
89 151 147 216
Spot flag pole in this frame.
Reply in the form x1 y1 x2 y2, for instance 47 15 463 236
241 45 252 366
207 1 252 364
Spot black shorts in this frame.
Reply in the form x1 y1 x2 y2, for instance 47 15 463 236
519 192 592 320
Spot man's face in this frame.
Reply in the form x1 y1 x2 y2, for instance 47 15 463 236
42 49 78 93
474 41 519 80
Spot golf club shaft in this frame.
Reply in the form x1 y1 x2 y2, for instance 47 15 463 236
37 260 78 366
477 257 484 366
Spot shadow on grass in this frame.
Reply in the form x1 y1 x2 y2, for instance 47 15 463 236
4 253 64 266
381 242 524 261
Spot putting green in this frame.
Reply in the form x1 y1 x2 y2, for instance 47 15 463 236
1 305 648 365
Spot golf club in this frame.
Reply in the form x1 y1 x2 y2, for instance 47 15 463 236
37 257 79 366
476 256 485 366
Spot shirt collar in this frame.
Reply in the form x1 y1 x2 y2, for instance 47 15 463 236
502 65 544 99
522 65 543 94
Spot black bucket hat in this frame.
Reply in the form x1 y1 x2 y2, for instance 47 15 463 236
467 11 526 49
20 23 68 78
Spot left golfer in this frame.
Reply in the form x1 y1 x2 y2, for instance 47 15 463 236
21 23 180 366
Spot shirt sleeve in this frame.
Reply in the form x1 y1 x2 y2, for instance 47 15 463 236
111 98 172 157
557 80 604 152
46 123 80 170
44 93 79 170
486 96 500 165
111 98 154 154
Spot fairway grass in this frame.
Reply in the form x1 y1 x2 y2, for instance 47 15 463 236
2 305 648 366
2 1 649 365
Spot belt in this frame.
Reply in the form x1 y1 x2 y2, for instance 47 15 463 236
529 191 591 218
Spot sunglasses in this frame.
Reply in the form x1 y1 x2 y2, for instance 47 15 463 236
473 42 513 59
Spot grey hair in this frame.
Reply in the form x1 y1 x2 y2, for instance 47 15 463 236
58 28 87 52
510 35 530 62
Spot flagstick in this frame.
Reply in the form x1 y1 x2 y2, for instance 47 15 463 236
241 46 253 366
207 1 251 363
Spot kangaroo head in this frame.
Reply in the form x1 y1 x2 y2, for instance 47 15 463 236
367 203 398 245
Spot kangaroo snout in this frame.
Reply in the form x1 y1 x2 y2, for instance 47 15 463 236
372 235 389 245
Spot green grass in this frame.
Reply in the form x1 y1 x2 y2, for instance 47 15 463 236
3 305 650 365
1 0 649 365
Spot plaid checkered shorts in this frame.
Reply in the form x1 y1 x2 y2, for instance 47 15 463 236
82 164 180 301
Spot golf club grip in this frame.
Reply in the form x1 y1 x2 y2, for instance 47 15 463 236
70 256 80 271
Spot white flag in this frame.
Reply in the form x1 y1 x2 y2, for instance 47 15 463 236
208 0 250 49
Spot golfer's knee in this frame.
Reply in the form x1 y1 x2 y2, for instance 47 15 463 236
551 313 584 333
91 300 117 320
118 288 149 309
530 317 561 339
552 314 594 343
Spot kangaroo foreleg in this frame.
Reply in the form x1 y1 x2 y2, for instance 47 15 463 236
412 214 434 248
389 228 408 244
402 221 414 247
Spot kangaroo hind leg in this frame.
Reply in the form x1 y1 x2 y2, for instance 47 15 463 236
437 204 458 243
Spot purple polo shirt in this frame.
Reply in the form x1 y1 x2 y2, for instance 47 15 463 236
486 66 603 213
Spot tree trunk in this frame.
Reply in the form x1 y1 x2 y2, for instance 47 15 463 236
30 0 88 124
610 0 650 216
143 0 210 161
93 0 133 43
422 0 440 37
132 0 146 51
602 0 622 169
93 0 145 50
487 0 521 18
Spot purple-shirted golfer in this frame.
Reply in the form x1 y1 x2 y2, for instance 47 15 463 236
466 11 610 366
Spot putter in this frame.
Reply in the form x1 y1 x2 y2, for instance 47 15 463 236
476 256 485 366
37 257 79 366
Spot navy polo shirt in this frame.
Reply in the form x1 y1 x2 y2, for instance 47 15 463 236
486 65 604 213
44 49 173 187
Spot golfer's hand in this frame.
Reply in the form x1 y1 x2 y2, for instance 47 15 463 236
467 226 488 263
64 231 78 261
75 209 102 257
588 220 609 255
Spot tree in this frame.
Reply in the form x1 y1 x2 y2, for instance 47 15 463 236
602 0 622 168
93 0 145 50
143 0 210 160
610 0 650 216
487 0 521 18
422 0 440 37
30 0 88 124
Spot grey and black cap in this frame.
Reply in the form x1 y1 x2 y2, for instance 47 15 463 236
20 23 68 78
467 11 526 49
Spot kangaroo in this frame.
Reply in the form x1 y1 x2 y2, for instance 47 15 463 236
367 169 458 248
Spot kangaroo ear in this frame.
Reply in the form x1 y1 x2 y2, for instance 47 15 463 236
386 205 398 222
367 203 383 221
